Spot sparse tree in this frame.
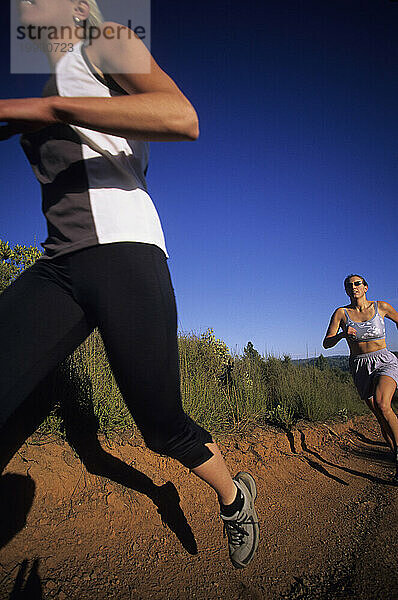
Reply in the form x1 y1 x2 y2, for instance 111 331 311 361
0 239 42 293
315 353 329 371
243 341 262 362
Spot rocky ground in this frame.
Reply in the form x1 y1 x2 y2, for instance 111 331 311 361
1 415 397 600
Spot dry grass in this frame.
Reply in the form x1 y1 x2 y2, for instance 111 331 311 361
38 328 366 437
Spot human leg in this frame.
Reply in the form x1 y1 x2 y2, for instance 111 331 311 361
373 376 398 450
0 258 94 429
70 242 260 561
191 443 236 504
373 376 398 480
192 444 260 568
365 396 395 452
68 242 259 565
69 243 227 474
351 351 398 454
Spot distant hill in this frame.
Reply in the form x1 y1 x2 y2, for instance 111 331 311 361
293 351 398 372
293 355 350 371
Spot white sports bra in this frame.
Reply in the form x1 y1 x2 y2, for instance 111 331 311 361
344 301 385 342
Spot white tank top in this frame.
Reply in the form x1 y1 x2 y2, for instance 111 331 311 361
20 41 168 259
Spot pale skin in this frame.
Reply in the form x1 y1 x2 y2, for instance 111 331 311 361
323 276 398 454
2 0 237 505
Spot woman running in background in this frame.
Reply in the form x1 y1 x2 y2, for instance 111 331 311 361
0 0 258 568
323 274 398 479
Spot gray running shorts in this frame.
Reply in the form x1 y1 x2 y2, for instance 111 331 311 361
349 348 398 400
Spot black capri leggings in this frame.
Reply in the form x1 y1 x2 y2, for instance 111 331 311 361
0 242 213 469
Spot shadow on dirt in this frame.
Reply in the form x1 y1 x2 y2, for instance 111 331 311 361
0 376 55 476
298 430 394 486
0 377 54 555
0 360 198 558
4 559 43 599
282 428 348 485
347 445 393 464
348 429 394 462
0 474 35 550
0 385 48 598
58 359 198 555
348 428 383 447
285 429 297 454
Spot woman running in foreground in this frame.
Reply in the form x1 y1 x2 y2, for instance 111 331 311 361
0 0 258 568
323 274 398 479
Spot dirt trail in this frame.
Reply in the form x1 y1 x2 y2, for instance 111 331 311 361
1 416 398 600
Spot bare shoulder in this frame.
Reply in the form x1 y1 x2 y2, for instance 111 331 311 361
92 21 151 70
324 306 346 339
378 300 391 310
88 21 180 96
378 300 398 318
330 306 346 324
95 21 145 45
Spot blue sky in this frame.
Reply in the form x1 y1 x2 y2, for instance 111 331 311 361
1 0 397 358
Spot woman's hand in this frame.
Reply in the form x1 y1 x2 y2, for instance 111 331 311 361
0 98 57 140
346 326 357 341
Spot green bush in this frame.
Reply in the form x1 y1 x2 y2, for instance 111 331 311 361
178 329 240 434
231 350 364 429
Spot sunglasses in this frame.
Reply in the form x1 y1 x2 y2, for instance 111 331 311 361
346 281 363 288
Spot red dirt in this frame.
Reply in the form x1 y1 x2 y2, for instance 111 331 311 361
1 416 398 600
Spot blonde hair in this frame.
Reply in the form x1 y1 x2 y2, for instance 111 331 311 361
85 0 105 29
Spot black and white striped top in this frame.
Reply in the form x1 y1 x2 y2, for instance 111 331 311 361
20 40 168 259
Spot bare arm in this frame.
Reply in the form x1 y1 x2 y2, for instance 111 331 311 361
323 307 350 349
379 301 398 331
0 24 199 142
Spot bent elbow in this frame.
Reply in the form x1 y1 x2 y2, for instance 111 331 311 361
163 95 200 141
187 117 199 140
173 100 199 140
180 108 199 141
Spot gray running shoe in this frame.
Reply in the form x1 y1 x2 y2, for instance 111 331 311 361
221 472 259 569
